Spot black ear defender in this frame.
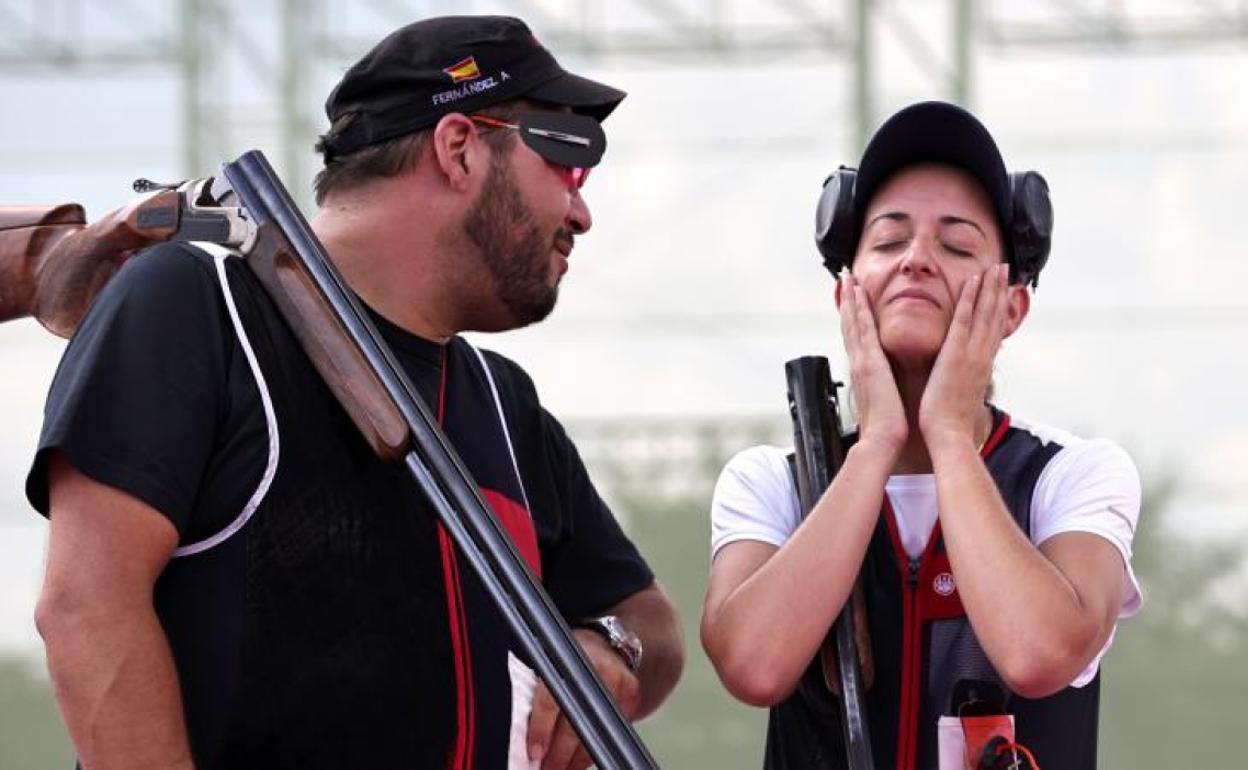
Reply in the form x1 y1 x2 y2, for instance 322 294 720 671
814 168 1054 289
813 166 859 279
1006 171 1053 288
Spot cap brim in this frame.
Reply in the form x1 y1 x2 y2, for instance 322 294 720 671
527 71 626 122
854 101 1010 225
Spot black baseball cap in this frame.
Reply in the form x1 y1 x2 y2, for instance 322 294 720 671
854 101 1012 234
319 15 626 161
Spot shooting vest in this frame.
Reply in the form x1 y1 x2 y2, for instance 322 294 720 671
768 409 1101 770
155 247 538 769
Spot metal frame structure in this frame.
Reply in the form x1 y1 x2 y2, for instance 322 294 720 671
3 0 1246 193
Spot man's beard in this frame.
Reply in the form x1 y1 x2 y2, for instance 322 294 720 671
463 154 562 328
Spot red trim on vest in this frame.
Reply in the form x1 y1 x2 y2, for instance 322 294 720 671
885 409 1011 770
436 349 476 770
983 410 1011 456
884 496 926 770
438 527 472 770
480 488 543 578
453 539 477 769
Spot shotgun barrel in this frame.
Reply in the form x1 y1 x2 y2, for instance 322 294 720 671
786 355 875 770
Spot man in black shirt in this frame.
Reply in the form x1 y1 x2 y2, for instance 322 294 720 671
29 16 683 770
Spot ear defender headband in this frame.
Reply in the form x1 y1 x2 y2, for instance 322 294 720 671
814 166 1054 289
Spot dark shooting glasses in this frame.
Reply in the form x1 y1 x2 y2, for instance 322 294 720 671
469 111 606 189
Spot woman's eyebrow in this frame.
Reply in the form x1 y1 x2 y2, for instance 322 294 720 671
864 211 909 231
939 215 987 238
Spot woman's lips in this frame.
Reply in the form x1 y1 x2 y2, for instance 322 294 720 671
888 288 940 307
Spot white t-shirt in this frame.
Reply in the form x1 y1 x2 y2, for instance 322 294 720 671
709 414 1143 688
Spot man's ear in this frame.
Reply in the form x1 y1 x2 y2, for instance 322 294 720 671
833 276 845 309
1004 284 1031 338
431 113 481 193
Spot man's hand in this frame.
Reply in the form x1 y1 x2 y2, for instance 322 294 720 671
919 263 1010 449
839 273 908 455
527 628 642 770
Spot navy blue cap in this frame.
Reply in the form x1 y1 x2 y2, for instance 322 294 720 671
854 101 1012 233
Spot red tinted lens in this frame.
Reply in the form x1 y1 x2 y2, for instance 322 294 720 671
546 163 590 190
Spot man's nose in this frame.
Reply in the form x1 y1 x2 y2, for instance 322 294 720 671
568 190 592 235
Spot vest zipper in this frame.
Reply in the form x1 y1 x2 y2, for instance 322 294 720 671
886 495 926 770
896 556 922 770
889 410 1012 770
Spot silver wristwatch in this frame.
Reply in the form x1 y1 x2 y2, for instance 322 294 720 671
578 615 643 673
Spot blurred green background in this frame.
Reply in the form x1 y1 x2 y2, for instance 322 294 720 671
4 453 1245 769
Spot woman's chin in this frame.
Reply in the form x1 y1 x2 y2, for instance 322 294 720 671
880 333 942 368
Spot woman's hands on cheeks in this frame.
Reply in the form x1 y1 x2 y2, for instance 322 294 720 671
839 273 908 458
918 262 1010 450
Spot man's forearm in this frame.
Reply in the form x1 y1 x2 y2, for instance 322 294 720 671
39 602 194 769
610 583 684 718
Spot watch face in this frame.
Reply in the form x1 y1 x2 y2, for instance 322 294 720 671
594 615 643 673
600 615 624 638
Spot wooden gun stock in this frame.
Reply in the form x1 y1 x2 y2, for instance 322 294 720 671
0 191 180 337
244 224 410 462
821 584 875 695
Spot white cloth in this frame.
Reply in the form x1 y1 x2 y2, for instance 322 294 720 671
507 652 541 770
937 715 1015 770
709 414 1143 688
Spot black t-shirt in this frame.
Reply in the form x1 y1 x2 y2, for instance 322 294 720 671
27 243 654 768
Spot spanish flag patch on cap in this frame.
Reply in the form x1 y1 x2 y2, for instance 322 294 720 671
442 56 481 83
